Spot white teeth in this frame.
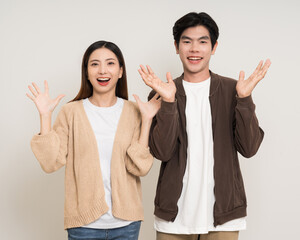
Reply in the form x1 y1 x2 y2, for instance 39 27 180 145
97 78 110 81
188 57 202 60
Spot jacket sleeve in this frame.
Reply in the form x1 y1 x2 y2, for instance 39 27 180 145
126 118 154 177
148 90 180 162
30 106 69 173
234 95 264 158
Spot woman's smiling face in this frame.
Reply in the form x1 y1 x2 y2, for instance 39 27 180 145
87 47 123 96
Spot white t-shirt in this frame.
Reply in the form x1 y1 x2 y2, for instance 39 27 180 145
82 97 132 229
154 78 246 234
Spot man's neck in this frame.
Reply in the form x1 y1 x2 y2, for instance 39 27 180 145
183 69 210 83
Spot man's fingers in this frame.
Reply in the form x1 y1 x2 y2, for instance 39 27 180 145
238 71 245 82
166 72 173 83
150 92 161 102
254 60 263 73
146 65 154 74
153 92 160 99
139 65 148 75
138 69 149 81
260 59 271 77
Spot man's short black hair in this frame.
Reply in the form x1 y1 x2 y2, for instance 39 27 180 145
173 12 219 49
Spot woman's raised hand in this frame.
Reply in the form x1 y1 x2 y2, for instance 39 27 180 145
133 93 161 121
26 80 65 116
138 65 176 102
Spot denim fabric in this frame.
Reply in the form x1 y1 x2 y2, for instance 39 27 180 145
67 221 141 240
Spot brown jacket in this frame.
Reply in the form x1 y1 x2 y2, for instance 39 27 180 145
148 72 264 226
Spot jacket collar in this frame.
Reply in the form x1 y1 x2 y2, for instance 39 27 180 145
175 71 221 97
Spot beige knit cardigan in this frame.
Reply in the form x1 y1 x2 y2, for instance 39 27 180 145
31 100 154 229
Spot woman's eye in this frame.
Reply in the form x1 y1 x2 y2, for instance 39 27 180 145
91 63 98 66
108 62 115 65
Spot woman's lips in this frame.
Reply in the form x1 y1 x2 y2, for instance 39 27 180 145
97 78 110 86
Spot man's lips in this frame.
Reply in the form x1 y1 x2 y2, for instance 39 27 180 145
187 57 203 64
97 77 110 86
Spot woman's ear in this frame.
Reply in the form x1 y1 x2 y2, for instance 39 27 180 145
119 67 123 79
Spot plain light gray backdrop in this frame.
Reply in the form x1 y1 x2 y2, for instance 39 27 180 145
1 0 299 239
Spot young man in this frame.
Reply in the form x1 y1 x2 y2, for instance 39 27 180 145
138 12 271 240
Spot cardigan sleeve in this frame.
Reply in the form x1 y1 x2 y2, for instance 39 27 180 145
125 118 154 177
30 106 69 173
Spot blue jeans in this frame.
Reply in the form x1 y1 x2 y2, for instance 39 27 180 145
67 221 141 240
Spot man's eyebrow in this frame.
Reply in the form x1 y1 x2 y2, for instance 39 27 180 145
181 35 210 40
181 36 192 40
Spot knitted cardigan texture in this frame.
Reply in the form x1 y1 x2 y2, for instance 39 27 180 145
31 100 153 229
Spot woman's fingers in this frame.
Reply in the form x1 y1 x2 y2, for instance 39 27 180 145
132 94 141 104
26 93 35 101
32 82 41 94
28 85 38 97
54 94 65 107
44 80 49 94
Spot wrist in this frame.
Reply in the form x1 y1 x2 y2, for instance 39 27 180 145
162 96 175 102
237 93 250 98
40 113 52 118
141 117 153 125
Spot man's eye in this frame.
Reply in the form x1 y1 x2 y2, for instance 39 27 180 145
183 41 191 44
200 41 207 44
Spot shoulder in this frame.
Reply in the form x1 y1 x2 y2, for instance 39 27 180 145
213 72 237 87
123 100 141 121
173 74 184 85
210 72 237 95
58 100 83 118
61 100 82 111
124 100 140 114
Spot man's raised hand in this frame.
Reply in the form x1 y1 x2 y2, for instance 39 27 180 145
138 65 176 102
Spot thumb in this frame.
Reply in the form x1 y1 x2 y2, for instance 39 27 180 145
54 94 65 107
238 71 245 82
166 72 173 83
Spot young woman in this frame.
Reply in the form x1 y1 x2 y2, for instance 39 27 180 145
27 41 161 240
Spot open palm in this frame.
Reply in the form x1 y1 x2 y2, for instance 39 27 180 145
133 93 161 120
138 65 176 102
236 59 271 98
26 80 65 116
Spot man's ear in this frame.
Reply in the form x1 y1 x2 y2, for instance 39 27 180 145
212 41 218 55
174 40 179 54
